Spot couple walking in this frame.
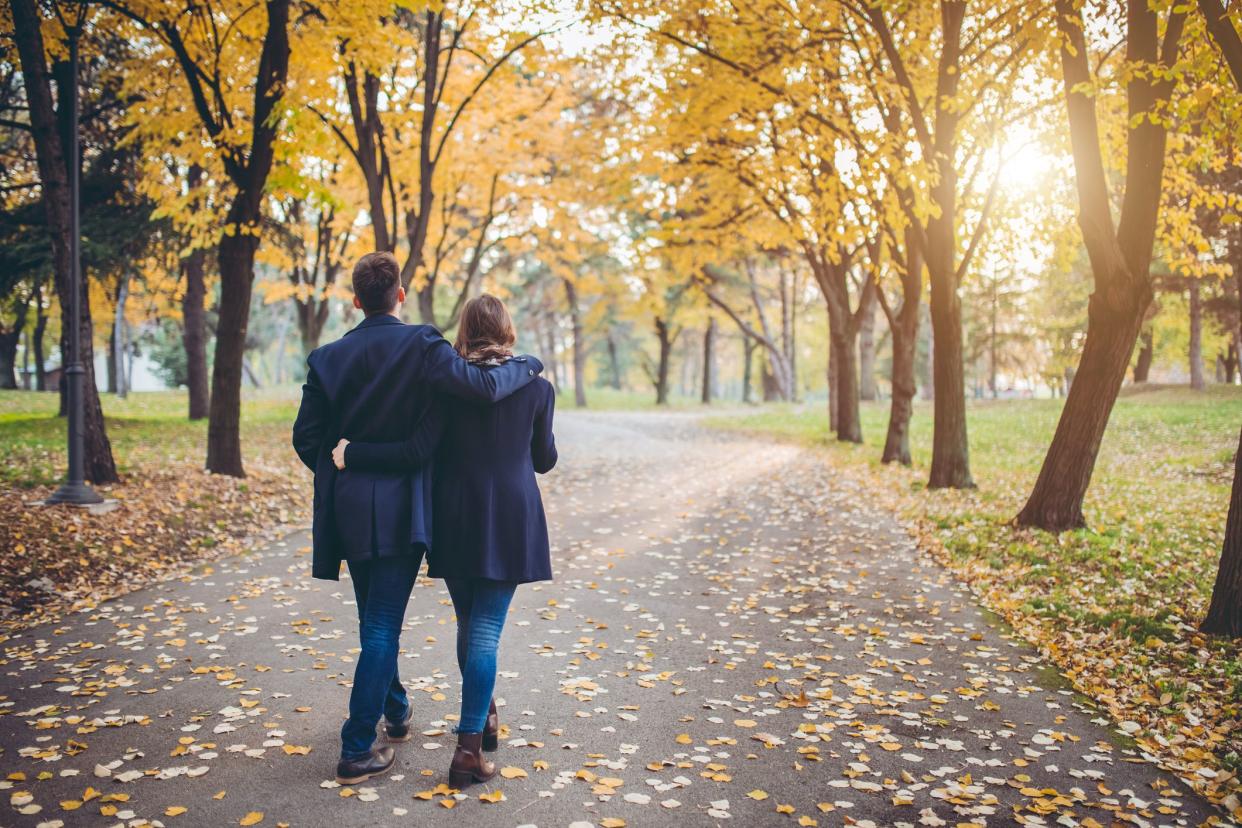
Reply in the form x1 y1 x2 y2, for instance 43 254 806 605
292 251 557 789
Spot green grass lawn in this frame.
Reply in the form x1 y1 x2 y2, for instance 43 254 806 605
0 387 304 486
708 385 1242 795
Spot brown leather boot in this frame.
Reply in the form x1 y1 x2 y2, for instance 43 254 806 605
448 731 496 789
482 699 499 752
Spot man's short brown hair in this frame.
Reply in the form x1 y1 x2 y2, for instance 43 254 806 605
352 251 401 314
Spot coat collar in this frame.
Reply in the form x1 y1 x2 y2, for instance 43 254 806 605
347 313 405 335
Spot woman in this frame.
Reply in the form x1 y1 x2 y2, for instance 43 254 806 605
331 294 557 789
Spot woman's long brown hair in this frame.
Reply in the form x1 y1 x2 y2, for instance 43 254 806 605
454 294 517 364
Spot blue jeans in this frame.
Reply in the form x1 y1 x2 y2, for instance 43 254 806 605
445 578 518 733
340 552 421 759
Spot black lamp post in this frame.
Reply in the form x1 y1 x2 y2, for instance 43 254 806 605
47 19 102 506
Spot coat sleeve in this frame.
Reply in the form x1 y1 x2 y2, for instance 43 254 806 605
292 361 328 471
421 332 544 402
342 401 446 473
531 381 558 474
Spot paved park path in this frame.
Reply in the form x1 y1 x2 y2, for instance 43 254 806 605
0 412 1223 827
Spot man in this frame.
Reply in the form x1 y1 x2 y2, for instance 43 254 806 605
292 251 541 784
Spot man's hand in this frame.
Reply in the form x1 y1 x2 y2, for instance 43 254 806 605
332 438 350 470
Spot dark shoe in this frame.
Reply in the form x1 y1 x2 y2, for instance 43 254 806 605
385 706 414 743
335 746 396 785
482 699 499 752
448 731 496 789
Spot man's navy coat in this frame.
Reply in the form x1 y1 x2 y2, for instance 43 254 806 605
291 314 540 580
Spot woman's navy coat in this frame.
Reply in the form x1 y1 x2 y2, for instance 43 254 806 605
345 364 557 583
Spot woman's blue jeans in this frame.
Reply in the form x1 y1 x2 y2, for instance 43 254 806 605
445 578 518 733
340 553 421 759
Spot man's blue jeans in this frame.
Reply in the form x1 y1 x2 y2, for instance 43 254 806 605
340 552 421 759
445 578 518 733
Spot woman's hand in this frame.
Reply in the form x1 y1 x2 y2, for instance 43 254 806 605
332 438 350 470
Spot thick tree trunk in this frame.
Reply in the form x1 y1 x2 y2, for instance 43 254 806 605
1017 294 1148 529
1133 327 1154 382
829 311 862 443
701 317 715 404
182 243 210 420
1202 426 1242 636
206 226 260 476
1018 0 1184 529
926 272 972 487
564 278 587 408
859 287 878 401
881 238 922 466
883 324 917 465
202 0 291 476
12 0 116 482
1189 278 1205 390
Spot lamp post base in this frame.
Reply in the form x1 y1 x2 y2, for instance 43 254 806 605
45 480 104 505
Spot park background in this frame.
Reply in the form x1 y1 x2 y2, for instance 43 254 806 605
2 0 1242 818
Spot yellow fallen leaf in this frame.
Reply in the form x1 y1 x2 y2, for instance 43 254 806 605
734 719 757 728
439 798 456 809
240 812 263 826
600 820 626 828
748 789 769 801
776 803 795 814
479 790 505 803
60 800 83 811
674 733 692 744
282 745 311 756
166 806 188 816
499 767 527 779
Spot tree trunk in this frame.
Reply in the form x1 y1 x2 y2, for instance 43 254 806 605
742 336 755 403
830 320 862 443
0 301 25 389
654 317 673 405
206 224 260 476
33 282 47 391
859 286 878 402
827 305 839 430
202 0 291 476
1189 278 1205 390
884 323 917 465
701 316 715 404
1017 0 1184 529
606 332 623 390
881 237 923 466
106 326 117 394
1202 426 1242 636
920 302 935 400
1018 295 1149 529
182 243 210 419
113 274 129 399
1134 327 1154 382
564 277 587 408
12 0 116 482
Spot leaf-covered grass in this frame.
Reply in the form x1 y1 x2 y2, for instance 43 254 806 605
707 385 1242 804
0 388 308 627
